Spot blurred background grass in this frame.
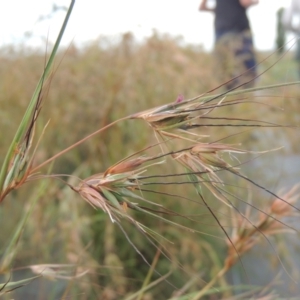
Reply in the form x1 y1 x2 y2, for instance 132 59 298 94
0 31 300 299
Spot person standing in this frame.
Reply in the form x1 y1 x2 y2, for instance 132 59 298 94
199 0 259 90
282 0 300 78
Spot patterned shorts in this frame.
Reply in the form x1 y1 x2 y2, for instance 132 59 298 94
214 29 257 90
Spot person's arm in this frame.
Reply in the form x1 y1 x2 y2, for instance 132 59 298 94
239 0 259 8
199 0 214 12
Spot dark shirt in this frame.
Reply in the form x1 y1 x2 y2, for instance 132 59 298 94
215 0 250 38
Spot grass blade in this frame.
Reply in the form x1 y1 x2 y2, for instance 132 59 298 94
0 0 75 198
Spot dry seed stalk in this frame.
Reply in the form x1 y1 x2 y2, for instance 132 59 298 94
225 185 300 269
191 185 299 300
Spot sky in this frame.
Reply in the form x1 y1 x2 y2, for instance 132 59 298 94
0 0 292 51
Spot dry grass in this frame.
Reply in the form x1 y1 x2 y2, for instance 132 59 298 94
1 29 300 299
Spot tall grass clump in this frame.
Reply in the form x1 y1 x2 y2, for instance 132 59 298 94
1 1 300 299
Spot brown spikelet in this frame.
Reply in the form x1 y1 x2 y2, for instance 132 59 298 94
77 185 109 211
191 143 246 154
270 184 299 217
103 157 152 177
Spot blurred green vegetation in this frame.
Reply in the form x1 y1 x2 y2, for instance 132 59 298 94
0 32 300 299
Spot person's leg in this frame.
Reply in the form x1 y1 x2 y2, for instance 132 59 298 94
234 30 257 89
214 33 239 90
